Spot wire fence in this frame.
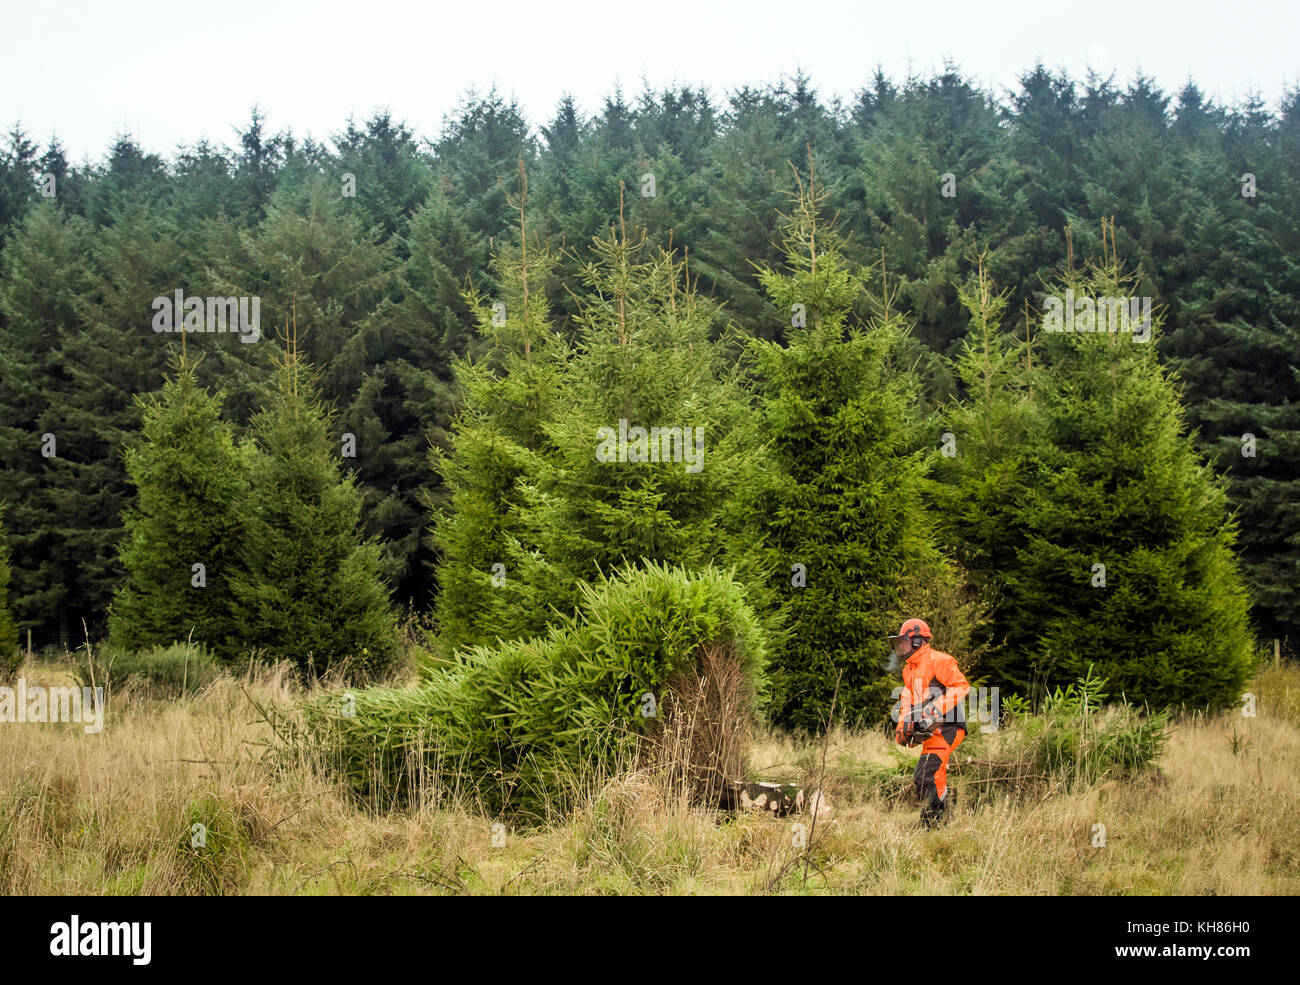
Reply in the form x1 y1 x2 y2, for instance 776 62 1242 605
1258 636 1298 666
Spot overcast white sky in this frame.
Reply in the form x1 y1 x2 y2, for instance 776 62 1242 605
4 0 1297 161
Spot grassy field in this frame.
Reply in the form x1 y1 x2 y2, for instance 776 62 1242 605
2 658 1297 895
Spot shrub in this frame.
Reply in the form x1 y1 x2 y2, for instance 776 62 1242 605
305 562 769 818
0 638 20 684
969 667 1171 795
72 641 221 698
176 793 253 896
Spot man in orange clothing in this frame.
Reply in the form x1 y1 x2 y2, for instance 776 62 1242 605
888 618 970 828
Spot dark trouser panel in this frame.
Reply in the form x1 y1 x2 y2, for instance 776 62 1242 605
913 724 965 826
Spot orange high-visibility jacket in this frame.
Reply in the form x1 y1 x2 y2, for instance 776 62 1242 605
897 644 970 740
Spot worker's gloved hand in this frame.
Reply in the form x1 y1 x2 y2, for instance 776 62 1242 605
898 720 917 746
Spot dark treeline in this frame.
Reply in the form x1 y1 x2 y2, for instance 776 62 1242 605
0 65 1297 652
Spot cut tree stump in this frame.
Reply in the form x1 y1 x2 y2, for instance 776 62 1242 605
721 780 806 817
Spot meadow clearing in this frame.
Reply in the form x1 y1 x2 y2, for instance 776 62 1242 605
2 655 1295 896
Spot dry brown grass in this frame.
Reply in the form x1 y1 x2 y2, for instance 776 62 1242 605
1 656 1296 895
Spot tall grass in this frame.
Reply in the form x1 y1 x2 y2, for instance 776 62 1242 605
1 652 1295 894
69 640 222 699
968 667 1171 795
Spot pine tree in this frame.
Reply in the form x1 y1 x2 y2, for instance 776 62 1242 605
173 139 239 228
108 351 250 658
433 88 536 245
533 94 587 253
0 125 39 253
435 182 764 654
231 316 396 675
745 166 942 728
691 90 797 342
842 69 1002 364
231 107 289 223
533 88 644 334
48 192 182 638
236 175 393 396
1160 89 1300 641
1006 64 1085 238
331 110 431 251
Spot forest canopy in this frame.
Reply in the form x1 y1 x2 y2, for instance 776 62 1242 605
0 66 1294 713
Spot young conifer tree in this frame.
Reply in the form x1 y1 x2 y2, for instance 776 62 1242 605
501 185 765 639
945 224 1252 708
431 161 567 653
745 164 943 729
109 349 249 658
231 311 396 675
931 253 1036 667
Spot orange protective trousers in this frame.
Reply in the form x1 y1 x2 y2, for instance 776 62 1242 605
915 724 965 805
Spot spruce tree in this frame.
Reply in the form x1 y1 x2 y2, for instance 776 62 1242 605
434 184 765 654
431 168 566 652
1160 89 1300 641
0 125 39 252
0 506 19 679
331 111 431 251
0 201 92 637
503 190 763 640
231 318 396 675
45 190 183 638
945 227 1253 709
745 168 943 729
931 255 1037 669
235 175 392 397
842 70 1002 363
691 93 796 342
339 179 490 611
108 351 250 658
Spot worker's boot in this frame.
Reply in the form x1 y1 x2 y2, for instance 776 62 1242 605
920 793 944 829
922 790 957 829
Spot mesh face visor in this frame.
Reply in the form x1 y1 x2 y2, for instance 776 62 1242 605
886 630 930 658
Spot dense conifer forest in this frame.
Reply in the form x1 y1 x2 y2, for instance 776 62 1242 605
2 66 1295 716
